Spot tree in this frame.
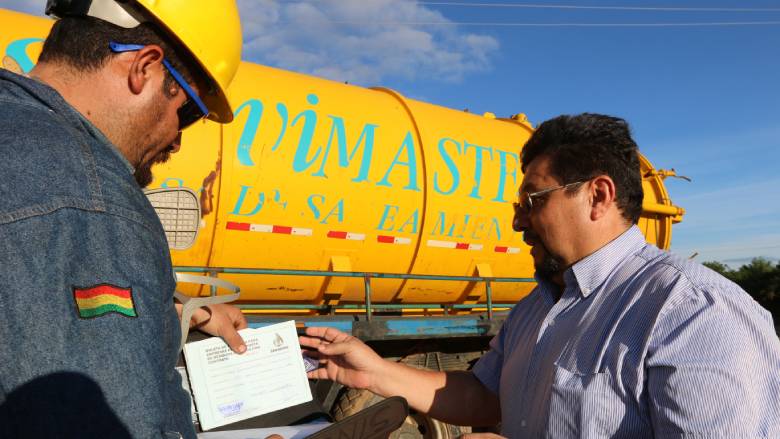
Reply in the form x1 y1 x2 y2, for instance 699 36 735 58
704 258 780 333
735 258 780 304
703 261 731 278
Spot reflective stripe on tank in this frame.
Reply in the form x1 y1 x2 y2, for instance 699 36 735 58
427 240 483 251
377 235 412 245
226 221 313 236
494 246 521 254
327 231 366 241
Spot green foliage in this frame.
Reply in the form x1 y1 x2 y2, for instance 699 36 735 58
704 258 780 329
703 261 730 277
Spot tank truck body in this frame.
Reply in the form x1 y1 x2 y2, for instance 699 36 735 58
1 7 684 436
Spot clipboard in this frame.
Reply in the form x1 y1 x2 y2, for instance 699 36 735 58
307 396 408 439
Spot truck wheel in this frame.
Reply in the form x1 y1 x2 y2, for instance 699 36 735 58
331 388 470 439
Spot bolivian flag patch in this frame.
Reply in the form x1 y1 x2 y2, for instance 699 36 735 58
73 284 137 319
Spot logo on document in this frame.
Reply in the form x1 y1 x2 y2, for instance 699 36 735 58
270 333 288 353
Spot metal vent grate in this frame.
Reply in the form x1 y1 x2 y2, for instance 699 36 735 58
145 188 200 250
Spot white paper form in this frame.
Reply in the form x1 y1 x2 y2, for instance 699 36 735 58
184 321 313 431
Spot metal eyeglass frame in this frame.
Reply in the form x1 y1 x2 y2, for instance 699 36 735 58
514 180 586 214
108 41 209 129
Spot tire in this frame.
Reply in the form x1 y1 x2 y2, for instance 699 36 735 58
332 388 470 439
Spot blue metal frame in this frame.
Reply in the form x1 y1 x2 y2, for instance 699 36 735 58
174 266 534 322
242 314 510 341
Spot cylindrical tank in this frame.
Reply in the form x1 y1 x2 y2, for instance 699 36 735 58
0 8 684 307
160 61 683 306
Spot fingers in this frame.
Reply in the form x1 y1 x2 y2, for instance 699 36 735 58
301 332 355 356
298 335 323 348
189 305 212 328
211 304 247 354
316 338 354 356
220 323 247 354
303 326 330 338
300 328 343 353
197 304 248 354
230 305 248 330
307 368 331 380
304 326 350 343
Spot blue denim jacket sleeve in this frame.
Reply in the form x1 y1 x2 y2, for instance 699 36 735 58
0 209 194 438
0 69 195 438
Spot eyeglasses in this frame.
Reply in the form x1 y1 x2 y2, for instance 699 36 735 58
108 41 209 130
513 180 586 215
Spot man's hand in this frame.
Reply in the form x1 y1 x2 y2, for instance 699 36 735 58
300 327 500 427
299 326 386 392
189 303 248 354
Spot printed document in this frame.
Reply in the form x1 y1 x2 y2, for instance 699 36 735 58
184 321 313 430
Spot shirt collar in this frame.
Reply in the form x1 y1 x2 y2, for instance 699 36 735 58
566 225 647 298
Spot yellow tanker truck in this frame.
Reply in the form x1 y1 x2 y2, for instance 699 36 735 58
1 7 684 436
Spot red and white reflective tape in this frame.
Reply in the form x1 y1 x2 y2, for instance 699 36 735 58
426 239 483 251
327 231 366 241
226 221 312 236
494 246 521 254
377 235 412 245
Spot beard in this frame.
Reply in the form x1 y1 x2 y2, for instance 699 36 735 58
132 87 177 188
134 147 173 187
524 230 564 282
536 250 563 282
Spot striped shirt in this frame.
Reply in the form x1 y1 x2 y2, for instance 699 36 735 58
473 226 780 438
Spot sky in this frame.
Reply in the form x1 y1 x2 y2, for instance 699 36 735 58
4 0 779 267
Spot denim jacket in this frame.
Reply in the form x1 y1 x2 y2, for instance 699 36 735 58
0 69 194 438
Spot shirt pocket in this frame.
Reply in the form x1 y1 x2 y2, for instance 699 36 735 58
547 364 625 438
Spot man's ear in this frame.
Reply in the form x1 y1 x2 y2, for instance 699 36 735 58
590 175 617 221
126 45 166 96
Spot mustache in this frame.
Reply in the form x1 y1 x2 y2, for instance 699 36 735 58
524 230 564 280
134 143 177 188
153 145 176 164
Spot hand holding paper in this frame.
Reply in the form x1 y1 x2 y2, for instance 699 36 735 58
184 321 313 431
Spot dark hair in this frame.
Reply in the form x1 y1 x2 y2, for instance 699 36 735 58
38 16 198 89
521 113 644 224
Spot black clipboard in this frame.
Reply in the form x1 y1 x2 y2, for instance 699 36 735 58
307 396 408 439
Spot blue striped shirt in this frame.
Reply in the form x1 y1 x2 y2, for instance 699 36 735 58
473 226 780 438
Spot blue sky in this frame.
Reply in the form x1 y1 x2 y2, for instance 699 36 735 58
4 0 779 266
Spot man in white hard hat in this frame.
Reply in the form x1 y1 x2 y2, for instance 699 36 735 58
0 1 244 437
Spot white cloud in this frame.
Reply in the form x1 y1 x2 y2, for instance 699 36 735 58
2 0 499 85
237 0 499 85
